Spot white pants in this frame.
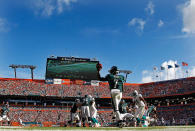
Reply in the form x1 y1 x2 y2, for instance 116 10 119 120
135 106 145 119
111 89 122 120
19 118 25 126
0 115 10 121
121 113 134 120
90 105 97 118
81 106 90 119
71 113 80 121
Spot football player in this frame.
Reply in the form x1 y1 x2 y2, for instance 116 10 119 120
100 66 125 127
69 99 81 127
81 95 92 127
132 90 147 127
0 101 10 126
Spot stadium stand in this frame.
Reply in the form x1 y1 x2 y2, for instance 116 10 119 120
0 77 194 126
8 107 69 123
0 77 194 98
157 103 195 125
140 77 195 98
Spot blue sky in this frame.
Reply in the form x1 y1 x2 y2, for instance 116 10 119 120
0 0 195 83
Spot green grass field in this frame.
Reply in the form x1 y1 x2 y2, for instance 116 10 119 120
0 126 195 131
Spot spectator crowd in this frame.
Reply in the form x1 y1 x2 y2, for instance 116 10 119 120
1 103 194 126
0 77 194 126
0 77 194 98
157 104 195 125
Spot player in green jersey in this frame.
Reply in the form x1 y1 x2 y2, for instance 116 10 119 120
0 101 10 126
81 95 92 127
100 66 125 127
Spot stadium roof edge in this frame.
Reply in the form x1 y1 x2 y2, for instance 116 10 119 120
0 76 195 85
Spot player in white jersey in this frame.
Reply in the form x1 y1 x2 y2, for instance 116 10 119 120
19 118 25 126
88 96 97 119
132 90 147 126
161 117 165 126
141 105 157 127
88 96 100 127
172 117 175 126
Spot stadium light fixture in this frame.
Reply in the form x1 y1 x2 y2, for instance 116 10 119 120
9 64 36 80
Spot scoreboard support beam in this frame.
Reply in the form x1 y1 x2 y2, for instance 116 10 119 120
14 67 17 78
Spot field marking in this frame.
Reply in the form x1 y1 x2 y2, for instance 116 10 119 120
0 126 195 131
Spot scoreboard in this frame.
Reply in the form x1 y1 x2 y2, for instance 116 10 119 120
45 57 100 80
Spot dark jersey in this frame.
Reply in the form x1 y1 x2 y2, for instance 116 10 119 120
119 102 128 113
105 74 125 92
1 106 9 116
71 103 78 113
145 105 156 117
82 97 89 106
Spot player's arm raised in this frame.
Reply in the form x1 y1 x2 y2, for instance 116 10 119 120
99 74 109 81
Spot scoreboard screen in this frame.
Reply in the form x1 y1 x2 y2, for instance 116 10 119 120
45 57 100 80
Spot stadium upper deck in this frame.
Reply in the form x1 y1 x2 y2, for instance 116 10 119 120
0 77 194 98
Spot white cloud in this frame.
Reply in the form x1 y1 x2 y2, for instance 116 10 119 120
141 60 195 83
190 66 195 76
0 18 9 32
145 1 154 15
128 18 146 33
127 1 156 34
142 70 153 83
158 20 164 27
35 0 55 16
32 0 77 16
142 70 149 75
181 0 195 34
142 76 153 83
161 60 180 80
57 0 77 13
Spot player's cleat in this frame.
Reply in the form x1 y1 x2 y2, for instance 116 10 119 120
76 121 81 127
119 122 125 128
82 123 86 127
118 120 125 128
88 121 92 127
